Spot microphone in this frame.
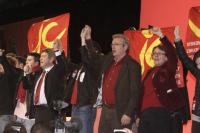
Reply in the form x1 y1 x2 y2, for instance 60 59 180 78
64 117 82 131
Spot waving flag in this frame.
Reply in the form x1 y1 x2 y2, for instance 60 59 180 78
28 13 70 54
124 27 184 88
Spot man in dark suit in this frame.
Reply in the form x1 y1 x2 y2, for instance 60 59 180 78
32 40 66 123
97 34 141 133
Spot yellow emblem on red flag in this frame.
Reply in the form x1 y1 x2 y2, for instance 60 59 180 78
28 13 70 54
124 27 184 88
186 6 200 59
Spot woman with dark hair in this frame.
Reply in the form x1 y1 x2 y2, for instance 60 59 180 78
174 26 200 133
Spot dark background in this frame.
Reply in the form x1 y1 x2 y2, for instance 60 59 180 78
0 0 141 63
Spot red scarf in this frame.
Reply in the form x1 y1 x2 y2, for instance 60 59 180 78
17 65 40 103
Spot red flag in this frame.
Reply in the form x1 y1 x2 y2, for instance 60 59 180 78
124 27 184 88
185 6 200 59
28 13 70 54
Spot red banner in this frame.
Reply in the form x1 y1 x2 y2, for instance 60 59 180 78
185 6 200 59
124 27 184 88
28 13 70 54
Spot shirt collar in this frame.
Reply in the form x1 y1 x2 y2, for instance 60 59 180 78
44 65 54 72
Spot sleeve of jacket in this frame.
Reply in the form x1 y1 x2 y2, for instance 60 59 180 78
80 39 104 66
52 51 67 101
0 53 19 75
174 40 200 77
160 36 178 74
54 51 67 76
22 73 36 92
125 60 142 117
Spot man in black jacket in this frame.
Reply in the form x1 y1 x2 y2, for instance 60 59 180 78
96 34 141 133
0 49 21 132
65 25 102 133
32 40 66 123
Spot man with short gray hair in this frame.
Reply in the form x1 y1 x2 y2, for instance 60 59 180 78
96 33 141 133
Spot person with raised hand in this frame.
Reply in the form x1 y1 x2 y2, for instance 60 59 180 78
32 39 66 123
174 26 200 133
138 26 184 133
65 25 103 133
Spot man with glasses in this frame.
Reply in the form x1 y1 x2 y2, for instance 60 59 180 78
96 34 141 133
138 27 184 133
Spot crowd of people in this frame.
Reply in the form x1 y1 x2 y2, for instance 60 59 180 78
0 25 199 133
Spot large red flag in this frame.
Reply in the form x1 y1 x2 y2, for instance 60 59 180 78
28 13 70 54
124 27 184 88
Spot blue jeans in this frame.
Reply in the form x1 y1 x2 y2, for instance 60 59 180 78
72 105 96 133
16 117 35 133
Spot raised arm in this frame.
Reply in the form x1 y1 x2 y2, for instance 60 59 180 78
151 27 178 73
0 49 20 75
174 26 200 77
53 39 67 76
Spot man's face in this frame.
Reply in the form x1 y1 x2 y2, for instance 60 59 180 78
40 52 54 69
195 57 200 70
111 38 128 58
152 47 167 66
26 56 38 68
0 64 4 74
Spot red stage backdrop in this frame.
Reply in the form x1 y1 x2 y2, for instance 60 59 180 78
124 28 184 88
28 13 70 54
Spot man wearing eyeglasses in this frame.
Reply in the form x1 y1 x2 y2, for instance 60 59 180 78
96 34 141 133
138 27 185 133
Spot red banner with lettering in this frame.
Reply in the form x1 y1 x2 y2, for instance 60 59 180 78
28 13 70 54
185 6 200 59
124 27 184 88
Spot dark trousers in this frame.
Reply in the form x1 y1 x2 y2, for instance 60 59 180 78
138 107 172 133
171 111 183 133
98 105 132 133
192 121 200 133
35 105 55 123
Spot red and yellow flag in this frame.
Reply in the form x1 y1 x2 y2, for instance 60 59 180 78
124 27 184 88
28 13 70 54
185 6 200 59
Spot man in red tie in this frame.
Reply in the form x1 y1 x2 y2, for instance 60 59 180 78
33 40 66 123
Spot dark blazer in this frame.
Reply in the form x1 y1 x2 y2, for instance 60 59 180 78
65 40 103 107
23 53 66 122
148 36 184 111
33 53 66 107
99 53 141 121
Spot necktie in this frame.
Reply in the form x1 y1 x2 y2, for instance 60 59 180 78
71 68 82 105
71 79 78 105
34 71 46 105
